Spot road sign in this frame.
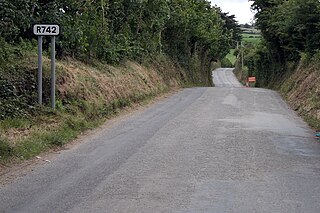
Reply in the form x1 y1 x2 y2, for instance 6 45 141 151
33 24 60 36
34 24 59 109
248 77 256 83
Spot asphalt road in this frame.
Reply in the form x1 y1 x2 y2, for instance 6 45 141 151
1 68 320 212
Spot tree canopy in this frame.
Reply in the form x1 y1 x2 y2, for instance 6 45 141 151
0 0 241 65
251 0 320 61
242 0 320 87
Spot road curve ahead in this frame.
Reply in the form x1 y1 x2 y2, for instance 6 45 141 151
1 69 320 212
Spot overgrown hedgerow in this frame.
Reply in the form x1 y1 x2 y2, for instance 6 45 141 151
0 0 243 163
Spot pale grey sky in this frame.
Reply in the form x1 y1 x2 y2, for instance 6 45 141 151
210 0 255 24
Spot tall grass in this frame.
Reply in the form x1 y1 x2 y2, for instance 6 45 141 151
0 49 186 164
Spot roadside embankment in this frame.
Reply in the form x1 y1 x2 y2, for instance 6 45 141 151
0 51 188 165
280 55 320 130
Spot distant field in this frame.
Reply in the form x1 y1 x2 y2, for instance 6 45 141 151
242 33 261 44
225 29 261 66
241 28 261 34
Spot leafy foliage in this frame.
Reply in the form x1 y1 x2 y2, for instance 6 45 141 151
0 0 241 62
246 0 320 87
221 58 233 68
0 0 241 119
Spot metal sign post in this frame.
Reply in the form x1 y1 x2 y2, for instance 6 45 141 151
37 36 43 105
51 36 56 109
33 24 60 109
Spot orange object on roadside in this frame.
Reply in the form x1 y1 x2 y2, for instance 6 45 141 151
248 77 256 82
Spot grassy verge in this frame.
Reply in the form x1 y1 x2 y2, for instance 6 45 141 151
0 44 189 165
0 85 172 164
279 54 320 130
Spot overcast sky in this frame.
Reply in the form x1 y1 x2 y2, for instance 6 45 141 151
210 0 255 24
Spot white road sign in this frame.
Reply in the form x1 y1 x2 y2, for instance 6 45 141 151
33 24 60 36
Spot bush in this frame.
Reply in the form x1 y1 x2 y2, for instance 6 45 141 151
221 58 233 68
0 38 38 120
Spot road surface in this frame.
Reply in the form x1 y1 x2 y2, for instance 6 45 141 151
1 68 320 212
